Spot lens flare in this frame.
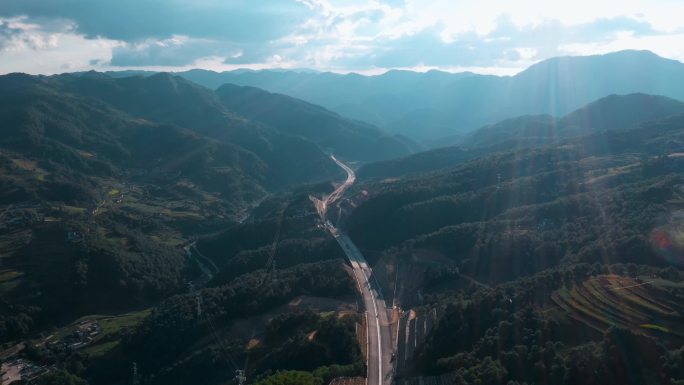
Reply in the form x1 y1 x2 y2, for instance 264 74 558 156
651 210 684 266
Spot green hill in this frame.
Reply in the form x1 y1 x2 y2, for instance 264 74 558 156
216 83 414 161
343 112 684 383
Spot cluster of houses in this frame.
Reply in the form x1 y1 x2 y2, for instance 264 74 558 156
0 344 52 385
1 358 52 385
0 320 102 384
46 320 101 352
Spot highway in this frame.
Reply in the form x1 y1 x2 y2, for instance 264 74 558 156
313 155 355 217
318 155 393 385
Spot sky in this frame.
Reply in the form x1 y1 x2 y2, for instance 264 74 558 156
1 0 684 75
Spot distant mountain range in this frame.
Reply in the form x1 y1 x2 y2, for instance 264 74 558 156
463 93 684 149
358 93 684 179
106 50 684 143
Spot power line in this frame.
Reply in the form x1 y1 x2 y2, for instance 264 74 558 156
262 202 289 287
264 202 288 268
204 314 240 371
187 282 240 373
187 282 202 318
271 261 278 286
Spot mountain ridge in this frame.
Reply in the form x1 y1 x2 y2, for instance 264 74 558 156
173 50 684 142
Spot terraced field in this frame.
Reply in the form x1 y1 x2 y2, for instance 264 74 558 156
551 275 684 339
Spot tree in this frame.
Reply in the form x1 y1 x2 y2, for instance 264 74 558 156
36 370 88 385
254 371 323 385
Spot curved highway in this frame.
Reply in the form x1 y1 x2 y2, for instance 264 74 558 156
318 155 393 385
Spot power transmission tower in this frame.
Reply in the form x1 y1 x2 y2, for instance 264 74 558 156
235 369 246 385
187 282 241 376
187 281 201 317
132 362 139 385
261 202 288 288
271 261 277 285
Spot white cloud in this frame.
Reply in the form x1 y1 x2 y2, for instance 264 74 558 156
261 0 684 72
0 17 62 51
559 33 684 62
1 1 684 74
0 17 120 74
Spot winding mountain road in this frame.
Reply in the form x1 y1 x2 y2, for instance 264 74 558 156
317 155 393 385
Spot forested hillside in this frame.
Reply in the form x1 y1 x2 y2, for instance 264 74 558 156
0 72 380 384
344 109 684 384
4 1 684 384
216 84 415 161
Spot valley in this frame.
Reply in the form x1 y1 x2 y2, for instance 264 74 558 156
1 50 684 385
316 156 392 385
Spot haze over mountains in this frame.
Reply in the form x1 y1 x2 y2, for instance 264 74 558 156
359 93 684 178
116 50 684 143
215 83 416 160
